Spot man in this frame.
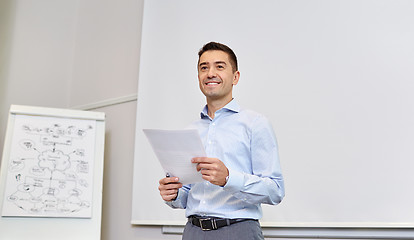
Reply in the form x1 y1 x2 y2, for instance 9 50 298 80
158 42 285 240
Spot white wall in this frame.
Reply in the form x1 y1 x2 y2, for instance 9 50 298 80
1 0 179 239
0 0 152 239
0 0 15 157
2 0 76 108
0 0 413 239
68 0 142 106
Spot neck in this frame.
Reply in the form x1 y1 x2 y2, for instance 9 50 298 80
206 97 233 119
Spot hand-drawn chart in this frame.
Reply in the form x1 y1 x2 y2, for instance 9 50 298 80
1 114 96 218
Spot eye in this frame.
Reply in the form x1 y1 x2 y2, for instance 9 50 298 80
217 65 224 69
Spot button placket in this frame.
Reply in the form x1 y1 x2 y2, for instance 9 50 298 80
205 119 217 155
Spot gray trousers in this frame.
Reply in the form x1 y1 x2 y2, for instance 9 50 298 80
182 219 264 240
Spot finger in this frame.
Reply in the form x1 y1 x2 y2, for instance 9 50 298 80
162 192 178 201
166 177 180 183
200 174 214 183
159 183 182 191
200 169 220 179
200 168 212 175
159 178 169 185
161 189 179 196
196 162 214 171
159 177 180 185
196 163 205 172
192 157 211 163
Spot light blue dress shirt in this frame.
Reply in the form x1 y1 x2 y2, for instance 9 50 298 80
167 99 285 220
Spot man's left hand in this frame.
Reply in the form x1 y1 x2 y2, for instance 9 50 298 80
192 157 229 186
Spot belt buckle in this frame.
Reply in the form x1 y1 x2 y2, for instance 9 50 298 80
199 218 217 231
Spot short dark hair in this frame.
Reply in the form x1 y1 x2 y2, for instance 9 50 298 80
198 42 238 73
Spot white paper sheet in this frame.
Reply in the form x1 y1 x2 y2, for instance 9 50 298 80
143 129 205 185
2 114 96 218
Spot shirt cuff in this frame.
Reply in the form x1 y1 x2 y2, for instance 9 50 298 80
223 168 245 193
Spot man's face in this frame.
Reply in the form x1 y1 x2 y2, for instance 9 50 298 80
198 50 239 102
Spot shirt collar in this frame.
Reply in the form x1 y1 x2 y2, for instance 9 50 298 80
200 99 240 119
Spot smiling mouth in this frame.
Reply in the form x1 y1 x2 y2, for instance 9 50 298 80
206 82 220 85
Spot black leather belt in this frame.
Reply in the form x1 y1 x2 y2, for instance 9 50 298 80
188 215 254 231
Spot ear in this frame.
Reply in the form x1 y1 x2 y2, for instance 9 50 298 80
232 71 240 86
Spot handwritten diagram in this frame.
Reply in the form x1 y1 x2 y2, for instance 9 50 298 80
2 114 96 218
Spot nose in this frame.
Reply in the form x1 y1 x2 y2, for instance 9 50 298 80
207 67 217 78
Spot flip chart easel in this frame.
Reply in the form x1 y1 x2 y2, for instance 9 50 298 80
0 105 105 240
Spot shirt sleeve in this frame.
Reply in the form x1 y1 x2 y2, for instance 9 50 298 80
165 184 191 209
223 115 285 205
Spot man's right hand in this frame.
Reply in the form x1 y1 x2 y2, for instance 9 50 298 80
158 177 182 202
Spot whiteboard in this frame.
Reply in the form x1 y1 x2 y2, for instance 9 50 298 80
0 105 106 239
132 0 414 228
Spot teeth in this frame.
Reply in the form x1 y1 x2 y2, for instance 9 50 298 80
206 82 219 85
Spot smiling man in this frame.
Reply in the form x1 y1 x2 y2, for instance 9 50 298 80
158 42 285 240
198 49 240 117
